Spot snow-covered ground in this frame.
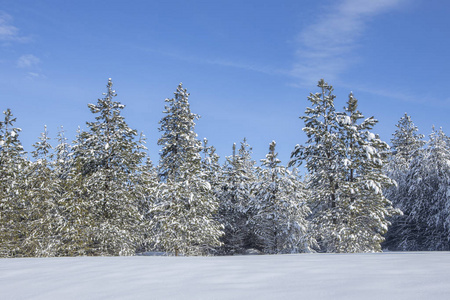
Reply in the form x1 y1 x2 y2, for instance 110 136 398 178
1 252 449 300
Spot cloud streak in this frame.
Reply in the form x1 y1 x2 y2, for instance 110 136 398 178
292 0 407 86
17 54 40 68
0 11 28 42
137 45 286 76
353 84 450 108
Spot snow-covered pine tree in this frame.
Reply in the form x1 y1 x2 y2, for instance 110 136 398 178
56 126 92 256
200 138 224 250
157 83 201 183
390 113 425 170
53 127 72 183
151 83 223 256
289 79 341 252
25 126 63 256
48 127 74 256
383 113 424 250
0 109 29 257
290 81 399 252
61 79 147 256
249 141 312 254
201 138 222 194
218 139 258 254
236 138 261 251
330 93 399 252
396 127 450 250
133 134 159 253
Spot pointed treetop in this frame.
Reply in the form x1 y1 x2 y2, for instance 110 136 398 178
174 82 189 101
107 78 116 96
32 125 52 159
317 78 332 90
261 140 281 169
346 92 358 111
391 113 425 160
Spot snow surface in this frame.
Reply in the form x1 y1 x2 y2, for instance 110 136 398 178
1 252 449 300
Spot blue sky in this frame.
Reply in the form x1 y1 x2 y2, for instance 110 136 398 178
0 0 449 166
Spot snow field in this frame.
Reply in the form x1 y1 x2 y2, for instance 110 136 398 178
1 252 449 300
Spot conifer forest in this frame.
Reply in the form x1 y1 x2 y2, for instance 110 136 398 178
1 78 449 257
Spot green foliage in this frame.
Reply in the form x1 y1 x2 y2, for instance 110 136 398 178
250 141 312 254
291 80 399 253
0 109 29 257
388 127 450 250
217 139 259 254
58 79 148 256
1 78 444 257
151 83 223 256
384 114 425 250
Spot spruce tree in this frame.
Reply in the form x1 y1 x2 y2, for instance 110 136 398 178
384 114 424 250
218 139 258 254
134 136 159 253
151 83 223 255
53 127 72 182
289 79 341 252
61 79 147 256
0 109 29 257
49 127 73 255
200 138 224 251
201 138 222 195
330 93 399 252
290 80 399 252
26 126 62 256
157 83 201 182
290 79 340 210
395 127 450 250
250 141 312 254
390 113 425 169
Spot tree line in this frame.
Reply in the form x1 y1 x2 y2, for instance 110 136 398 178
0 78 448 257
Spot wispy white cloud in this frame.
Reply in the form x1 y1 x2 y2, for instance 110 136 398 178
136 1 408 85
24 72 46 80
292 0 407 86
199 57 285 75
17 54 40 68
0 12 18 40
137 46 286 76
0 11 28 42
353 84 450 108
